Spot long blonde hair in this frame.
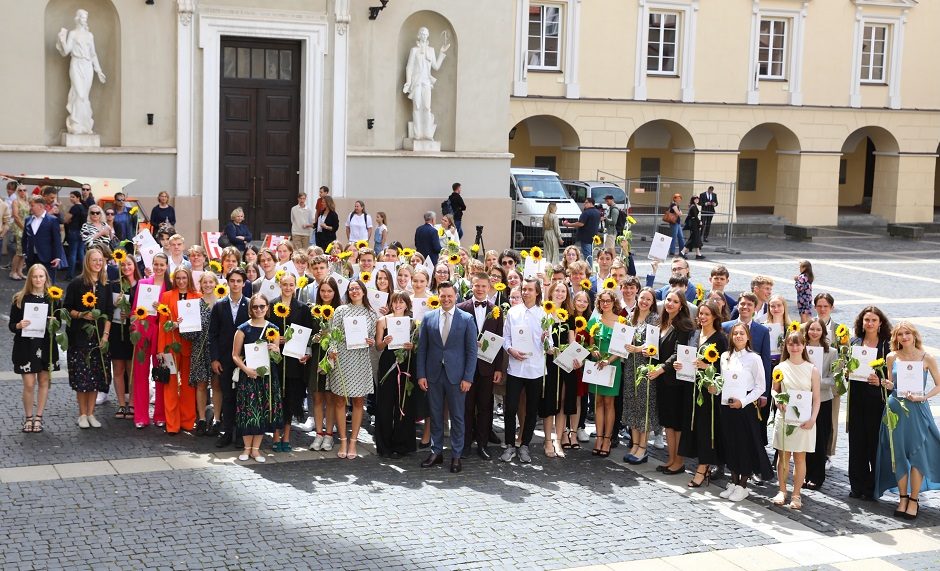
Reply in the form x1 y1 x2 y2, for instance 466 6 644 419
543 202 557 230
12 264 51 308
82 247 109 286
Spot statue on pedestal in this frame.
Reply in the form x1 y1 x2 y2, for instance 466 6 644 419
56 9 106 140
403 27 450 151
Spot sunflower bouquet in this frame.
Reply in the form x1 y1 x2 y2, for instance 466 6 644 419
634 344 659 433
870 357 908 472
619 215 637 254
694 283 705 304
379 320 420 419
44 286 68 374
694 343 724 446
829 324 856 399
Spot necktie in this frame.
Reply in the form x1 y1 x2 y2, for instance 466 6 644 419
442 311 451 345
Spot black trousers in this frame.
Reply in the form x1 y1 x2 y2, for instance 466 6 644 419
464 369 495 449
220 363 238 434
505 375 540 447
848 384 884 496
805 399 833 486
701 213 714 239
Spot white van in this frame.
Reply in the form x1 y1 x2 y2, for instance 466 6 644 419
510 168 582 248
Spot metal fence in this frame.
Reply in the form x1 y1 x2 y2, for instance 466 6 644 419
596 172 739 254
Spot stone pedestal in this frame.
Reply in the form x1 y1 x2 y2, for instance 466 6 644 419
403 138 441 152
62 132 100 147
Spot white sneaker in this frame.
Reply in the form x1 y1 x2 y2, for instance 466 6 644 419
576 428 589 443
77 415 90 429
321 435 334 451
300 417 315 433
87 415 102 428
719 482 736 499
729 486 750 502
653 432 665 450
311 434 324 451
95 393 108 406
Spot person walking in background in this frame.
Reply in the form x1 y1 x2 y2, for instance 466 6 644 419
602 195 620 250
224 207 252 253
664 193 685 258
150 191 176 231
448 182 467 238
63 190 86 281
699 186 717 242
373 211 388 253
345 200 374 244
680 195 705 260
315 196 339 250
414 211 440 265
542 202 562 265
563 197 602 264
795 260 814 323
290 193 313 251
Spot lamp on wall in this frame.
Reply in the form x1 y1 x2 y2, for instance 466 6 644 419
368 0 389 20
145 0 155 5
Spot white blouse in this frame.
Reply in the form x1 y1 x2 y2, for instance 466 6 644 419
720 349 766 406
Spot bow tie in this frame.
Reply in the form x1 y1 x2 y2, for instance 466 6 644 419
475 301 488 308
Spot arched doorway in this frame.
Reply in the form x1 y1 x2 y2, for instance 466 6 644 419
839 126 900 217
626 120 695 210
508 115 581 179
737 123 801 216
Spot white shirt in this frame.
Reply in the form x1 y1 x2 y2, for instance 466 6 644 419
228 295 243 322
345 212 373 242
503 303 551 379
471 298 487 334
29 210 45 235
720 350 766 406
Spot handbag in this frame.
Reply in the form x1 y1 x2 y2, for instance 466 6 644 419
152 363 171 384
217 233 232 248
662 210 678 224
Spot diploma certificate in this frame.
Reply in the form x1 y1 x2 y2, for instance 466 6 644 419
676 344 696 382
478 331 504 364
895 361 926 396
283 324 313 359
582 360 615 388
22 302 48 338
554 342 587 373
608 324 637 359
178 299 202 333
344 316 370 350
850 346 876 382
385 317 412 350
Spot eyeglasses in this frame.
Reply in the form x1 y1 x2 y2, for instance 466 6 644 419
251 304 267 310
599 299 614 304
501 260 514 266
106 212 115 216
435 269 449 275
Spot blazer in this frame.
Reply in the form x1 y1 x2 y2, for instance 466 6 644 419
416 307 478 385
456 298 507 377
209 295 250 366
414 223 440 266
157 289 201 362
722 318 772 397
22 213 63 266
699 190 718 214
658 324 693 386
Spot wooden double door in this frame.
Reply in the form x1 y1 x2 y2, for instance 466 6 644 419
219 37 301 237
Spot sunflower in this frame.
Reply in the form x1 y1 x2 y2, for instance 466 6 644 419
360 271 372 283
338 251 352 260
448 240 459 249
493 282 506 292
542 300 555 313
355 240 369 250
491 306 501 319
592 235 602 246
437 227 445 237
555 309 569 322
265 328 279 342
273 302 290 319
869 358 885 369
618 315 627 324
529 246 542 261
839 335 849 346
157 304 171 317
311 305 323 318
275 269 286 282
214 284 229 298
788 320 801 333
209 260 222 273
835 324 849 339
704 344 720 363
427 295 441 309
297 276 309 289
644 345 658 358
320 306 335 320
580 278 592 291
575 316 587 331
520 250 528 259
603 278 617 290
589 322 601 336
128 205 139 216
470 244 480 254
325 242 334 254
112 249 127 263
695 284 705 301
448 254 460 265
627 215 637 225
81 292 97 308
401 247 415 258
772 369 784 383
47 286 64 300
133 306 149 319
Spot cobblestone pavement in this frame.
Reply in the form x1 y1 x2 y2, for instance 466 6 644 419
2 229 940 569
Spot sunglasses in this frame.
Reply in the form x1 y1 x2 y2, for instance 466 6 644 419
251 304 267 310
501 261 514 266
106 212 115 216
89 211 101 215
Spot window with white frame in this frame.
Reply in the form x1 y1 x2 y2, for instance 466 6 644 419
860 24 888 83
647 11 679 75
758 18 787 79
527 4 562 70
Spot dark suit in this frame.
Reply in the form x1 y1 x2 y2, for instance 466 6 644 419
22 213 63 283
722 318 772 438
414 223 440 266
699 189 717 240
457 298 506 450
209 295 250 433
416 307 478 456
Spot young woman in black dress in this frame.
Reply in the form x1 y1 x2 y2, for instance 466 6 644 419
374 292 418 457
270 272 312 453
307 277 341 452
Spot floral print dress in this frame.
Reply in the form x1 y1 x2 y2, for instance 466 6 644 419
235 321 282 435
180 298 213 386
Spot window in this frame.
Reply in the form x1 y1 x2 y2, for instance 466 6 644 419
860 24 888 83
647 12 678 75
758 19 787 79
527 4 562 70
737 159 758 192
223 47 293 81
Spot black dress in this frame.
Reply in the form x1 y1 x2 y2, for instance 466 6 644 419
9 294 61 375
108 280 136 361
64 278 114 392
270 297 312 423
656 325 693 430
374 340 418 456
678 330 727 465
685 204 703 250
848 338 890 498
540 321 570 417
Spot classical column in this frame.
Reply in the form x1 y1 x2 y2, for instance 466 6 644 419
775 152 840 226
875 153 935 223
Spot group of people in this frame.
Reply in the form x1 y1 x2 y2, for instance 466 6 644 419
9 189 939 517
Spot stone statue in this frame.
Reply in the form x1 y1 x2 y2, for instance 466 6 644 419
56 9 106 139
403 27 450 150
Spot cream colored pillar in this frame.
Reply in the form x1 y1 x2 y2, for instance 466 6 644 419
576 150 629 181
775 152 840 226
692 150 738 223
873 154 935 223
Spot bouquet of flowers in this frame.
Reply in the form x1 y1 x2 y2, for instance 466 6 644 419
694 343 723 446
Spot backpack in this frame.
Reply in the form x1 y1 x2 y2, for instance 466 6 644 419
440 199 453 217
614 207 626 235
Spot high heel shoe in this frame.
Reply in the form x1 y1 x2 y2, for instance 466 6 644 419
688 467 710 488
598 436 611 458
337 437 348 459
894 494 910 518
903 498 919 520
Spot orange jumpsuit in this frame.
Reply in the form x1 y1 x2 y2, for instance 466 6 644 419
157 289 201 433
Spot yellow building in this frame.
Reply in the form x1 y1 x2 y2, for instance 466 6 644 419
508 0 940 226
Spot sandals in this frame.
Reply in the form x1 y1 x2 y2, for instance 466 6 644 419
544 441 557 458
598 436 611 458
346 441 358 460
569 431 581 450
904 498 919 520
561 429 573 450
894 495 910 518
22 416 34 433
788 495 803 510
688 467 710 488
250 447 266 463
115 406 129 419
337 437 348 459
32 415 43 433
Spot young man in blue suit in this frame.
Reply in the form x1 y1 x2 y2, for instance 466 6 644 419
416 281 478 473
22 196 63 283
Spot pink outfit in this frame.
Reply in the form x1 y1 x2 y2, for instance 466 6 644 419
132 276 167 426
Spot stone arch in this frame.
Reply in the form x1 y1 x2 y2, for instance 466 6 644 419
396 11 457 152
44 0 121 146
626 120 696 209
839 126 900 216
737 123 802 213
508 114 581 179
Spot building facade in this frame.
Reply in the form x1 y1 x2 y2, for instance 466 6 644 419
508 0 940 226
0 0 514 246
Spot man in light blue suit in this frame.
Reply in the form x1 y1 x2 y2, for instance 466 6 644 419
722 292 773 438
416 281 478 473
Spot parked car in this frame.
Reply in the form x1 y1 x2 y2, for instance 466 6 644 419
510 168 582 248
562 180 631 214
